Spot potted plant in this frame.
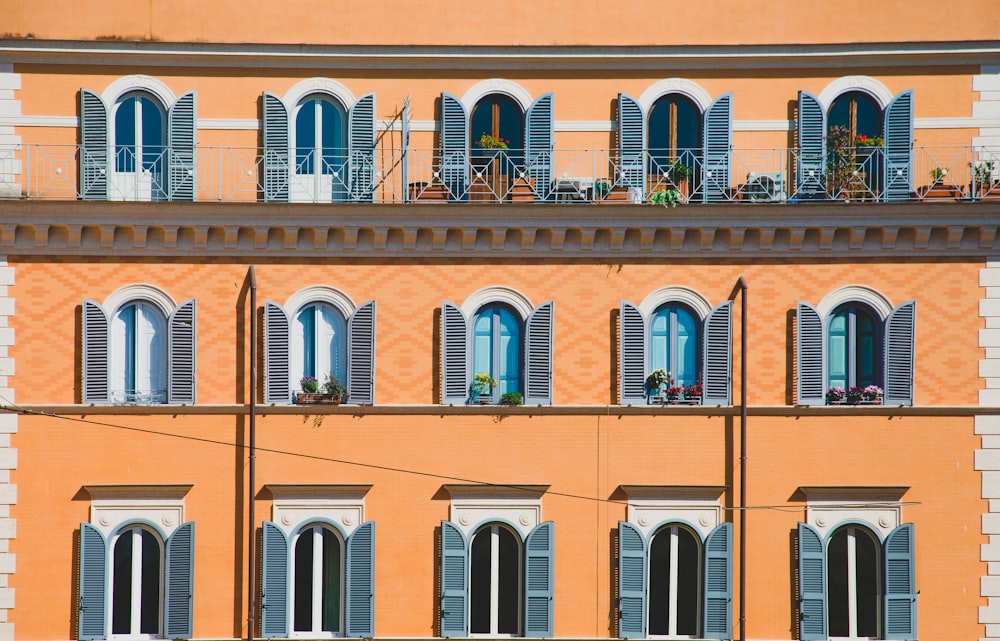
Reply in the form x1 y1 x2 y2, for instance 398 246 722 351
471 372 497 404
826 386 846 404
646 368 670 402
323 373 348 404
649 188 682 208
594 180 611 200
500 391 523 406
300 376 319 393
683 381 703 404
845 386 864 405
971 160 997 198
921 166 962 200
665 160 693 199
861 385 883 404
930 166 948 184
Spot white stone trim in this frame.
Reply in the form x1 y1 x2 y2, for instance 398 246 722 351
638 286 713 319
284 285 356 319
815 284 894 320
816 75 894 112
459 79 533 112
267 484 370 537
282 78 356 110
446 485 545 539
102 283 176 317
100 75 177 107
0 70 20 199
0 258 13 640
981 258 1000 635
800 487 905 540
637 78 714 113
461 286 534 319
85 485 191 538
620 486 724 540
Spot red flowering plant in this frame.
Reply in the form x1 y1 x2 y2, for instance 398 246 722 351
475 131 509 149
684 381 703 398
855 134 885 147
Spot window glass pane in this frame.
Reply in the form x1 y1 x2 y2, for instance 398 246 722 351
497 307 521 396
675 308 697 386
648 528 672 635
470 528 492 634
295 305 318 381
296 100 317 174
136 303 167 397
316 304 347 383
855 530 880 638
856 309 877 388
115 96 137 173
648 94 701 171
497 527 519 635
650 310 669 374
321 528 341 633
828 91 881 138
112 531 134 635
472 312 493 385
139 97 163 171
294 530 315 631
139 529 160 634
675 528 699 636
319 99 345 175
827 528 850 638
828 311 848 389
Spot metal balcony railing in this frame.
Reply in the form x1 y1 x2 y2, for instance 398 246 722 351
2 144 999 204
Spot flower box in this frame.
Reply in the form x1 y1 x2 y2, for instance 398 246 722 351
296 393 342 405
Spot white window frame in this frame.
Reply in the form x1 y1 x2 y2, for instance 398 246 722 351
109 524 165 640
290 523 346 638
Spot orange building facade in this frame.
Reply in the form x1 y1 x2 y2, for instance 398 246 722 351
0 4 999 641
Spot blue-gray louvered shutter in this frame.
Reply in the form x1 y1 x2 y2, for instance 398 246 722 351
702 301 732 406
884 300 915 406
401 101 411 201
169 299 196 404
264 301 291 404
80 89 109 201
617 521 646 639
798 523 827 641
796 302 825 406
702 93 733 203
441 93 469 201
703 522 733 640
884 523 917 640
525 92 554 200
620 301 647 405
164 521 195 639
883 89 914 203
797 90 827 199
82 299 110 403
261 521 289 638
524 301 554 406
348 300 376 405
617 93 645 193
524 521 554 637
349 92 376 202
441 302 469 405
262 92 289 203
168 91 197 202
346 521 376 637
78 523 107 640
440 521 468 637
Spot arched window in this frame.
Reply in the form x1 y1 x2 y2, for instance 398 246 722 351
470 523 522 635
110 300 168 404
648 93 701 183
827 525 880 639
649 303 700 388
293 94 348 201
828 303 880 390
648 524 701 637
472 303 523 402
292 524 344 636
111 524 163 637
470 93 523 160
292 303 348 392
828 91 882 144
112 91 166 200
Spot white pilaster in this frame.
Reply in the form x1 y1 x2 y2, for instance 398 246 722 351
0 67 20 200
980 258 1000 638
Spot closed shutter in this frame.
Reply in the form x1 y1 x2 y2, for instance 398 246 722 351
440 93 469 201
797 90 827 199
617 93 645 193
702 301 732 406
524 521 554 638
702 93 733 203
441 301 469 405
883 89 914 202
164 521 195 639
440 521 468 637
262 92 289 203
78 523 108 640
349 92 376 202
619 301 647 405
617 521 646 639
168 91 197 202
796 301 825 406
80 89 109 201
346 521 376 637
347 300 376 405
264 301 291 404
524 301 554 405
884 523 917 640
525 92 554 200
261 521 289 638
884 300 915 406
703 522 733 640
168 299 197 404
82 299 110 403
797 523 827 641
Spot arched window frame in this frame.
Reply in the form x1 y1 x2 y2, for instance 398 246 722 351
109 523 165 639
289 522 346 637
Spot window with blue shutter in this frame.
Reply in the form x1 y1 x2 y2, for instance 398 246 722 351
440 521 469 637
78 523 108 640
264 301 291 404
168 299 197 404
701 93 733 203
617 522 646 639
796 90 827 199
796 302 826 406
883 90 914 202
884 301 915 406
884 524 917 640
441 302 470 405
345 521 376 637
262 92 290 202
798 523 827 641
617 93 645 193
523 522 554 638
473 304 523 403
164 522 195 639
524 301 554 406
261 521 290 638
80 89 109 201
348 92 376 202
702 523 733 640
167 91 197 202
440 93 469 201
524 93 554 200
619 302 647 405
348 300 376 405
82 299 110 404
702 302 732 406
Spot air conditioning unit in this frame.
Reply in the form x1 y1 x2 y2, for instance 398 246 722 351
745 172 786 203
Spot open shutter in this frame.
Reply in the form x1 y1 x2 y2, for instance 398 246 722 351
78 523 107 640
617 521 646 639
525 92 554 200
441 301 469 405
348 300 376 405
796 301 825 406
168 91 197 202
401 101 411 201
524 301 554 406
702 93 733 203
264 301 291 404
168 299 197 404
619 301 647 405
440 93 469 201
82 299 110 403
702 301 732 406
524 521 554 637
617 93 645 193
164 521 195 639
883 89 914 202
261 521 289 638
80 89 109 201
884 523 917 640
884 300 915 406
346 521 376 637
440 521 468 637
349 92 376 202
262 92 290 203
703 522 733 640
797 90 827 199
798 523 827 641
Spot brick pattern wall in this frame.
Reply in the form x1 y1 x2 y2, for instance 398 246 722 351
979 259 1000 639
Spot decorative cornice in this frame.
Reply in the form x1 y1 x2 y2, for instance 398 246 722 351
0 200 998 259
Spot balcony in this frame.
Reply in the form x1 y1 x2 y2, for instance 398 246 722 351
1 143 999 205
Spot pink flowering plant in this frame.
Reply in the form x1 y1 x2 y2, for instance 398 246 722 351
861 385 883 401
826 386 846 403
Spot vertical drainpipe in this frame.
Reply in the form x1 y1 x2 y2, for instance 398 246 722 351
737 275 748 641
247 265 257 641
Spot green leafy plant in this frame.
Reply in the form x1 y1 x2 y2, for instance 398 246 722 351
323 373 347 398
475 132 508 149
971 160 996 185
300 376 319 393
594 180 611 198
500 392 523 406
930 166 949 182
667 160 693 182
649 188 682 208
